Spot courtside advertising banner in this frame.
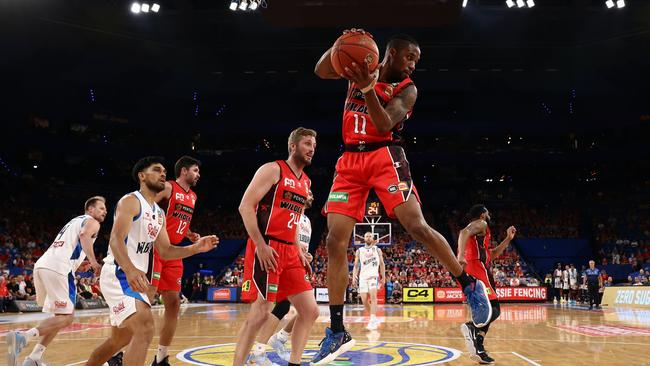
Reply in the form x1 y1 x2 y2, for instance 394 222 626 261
435 287 547 302
602 286 650 308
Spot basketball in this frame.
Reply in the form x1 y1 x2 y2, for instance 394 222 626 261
330 32 380 76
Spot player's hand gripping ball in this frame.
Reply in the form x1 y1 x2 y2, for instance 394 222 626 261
331 28 379 76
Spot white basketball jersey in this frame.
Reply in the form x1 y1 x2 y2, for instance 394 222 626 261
358 245 381 279
35 214 95 275
104 191 164 273
569 268 577 281
298 214 311 251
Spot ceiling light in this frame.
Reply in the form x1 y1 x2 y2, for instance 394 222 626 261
526 0 535 7
605 0 615 8
462 0 468 7
141 3 150 12
130 2 141 13
250 0 259 10
229 1 238 11
239 0 248 11
151 3 160 12
616 0 625 8
516 0 525 8
506 0 515 8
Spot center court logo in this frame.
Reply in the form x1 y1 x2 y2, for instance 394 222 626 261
177 340 460 365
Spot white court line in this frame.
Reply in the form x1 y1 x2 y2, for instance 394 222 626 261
63 361 86 366
512 352 542 366
37 335 650 347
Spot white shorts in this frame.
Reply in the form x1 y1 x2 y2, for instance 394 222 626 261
563 282 569 290
33 268 76 314
100 263 150 327
570 279 578 289
359 277 378 294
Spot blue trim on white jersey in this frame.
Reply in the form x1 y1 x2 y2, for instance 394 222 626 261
68 272 76 304
70 239 83 260
115 266 145 302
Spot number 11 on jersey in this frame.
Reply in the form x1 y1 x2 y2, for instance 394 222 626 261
354 113 367 134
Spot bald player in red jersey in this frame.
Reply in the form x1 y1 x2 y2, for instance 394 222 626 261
234 128 319 366
311 30 492 365
152 156 202 366
457 204 516 365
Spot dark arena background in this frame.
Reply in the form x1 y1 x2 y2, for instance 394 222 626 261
1 1 649 365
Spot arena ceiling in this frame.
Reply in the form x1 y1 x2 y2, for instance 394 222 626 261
1 0 648 129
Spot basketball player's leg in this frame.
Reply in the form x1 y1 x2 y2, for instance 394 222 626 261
326 212 358 330
85 326 133 366
257 299 291 344
233 296 274 366
286 290 319 364
368 286 378 318
121 299 155 365
359 289 370 314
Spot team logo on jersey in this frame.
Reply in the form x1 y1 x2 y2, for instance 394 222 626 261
177 341 461 365
385 85 394 97
397 181 410 191
54 301 67 309
242 280 251 292
388 184 398 193
268 284 278 293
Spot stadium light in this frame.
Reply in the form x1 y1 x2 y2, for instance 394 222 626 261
527 0 535 7
616 0 625 8
151 3 160 12
130 2 141 13
506 0 515 8
516 0 525 8
605 0 615 7
141 3 150 12
239 0 248 11
250 0 259 10
229 1 238 11
462 0 468 7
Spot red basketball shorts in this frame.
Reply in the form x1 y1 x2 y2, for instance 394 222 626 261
323 146 421 222
241 238 312 303
465 260 498 301
151 248 183 292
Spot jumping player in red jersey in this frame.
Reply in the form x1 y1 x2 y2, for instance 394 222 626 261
457 204 516 365
106 156 203 366
311 30 492 365
234 128 320 366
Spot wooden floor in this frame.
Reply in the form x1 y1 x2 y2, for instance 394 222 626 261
2 302 649 365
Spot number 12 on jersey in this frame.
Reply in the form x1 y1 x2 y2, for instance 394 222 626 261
353 114 367 135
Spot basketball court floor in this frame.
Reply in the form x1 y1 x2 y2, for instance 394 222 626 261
2 302 648 365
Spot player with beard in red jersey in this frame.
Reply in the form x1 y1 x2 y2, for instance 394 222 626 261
311 30 492 365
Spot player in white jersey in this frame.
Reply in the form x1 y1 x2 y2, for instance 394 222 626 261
352 232 385 331
562 265 570 304
569 264 578 305
83 157 218 366
6 197 107 366
245 191 314 365
553 264 563 303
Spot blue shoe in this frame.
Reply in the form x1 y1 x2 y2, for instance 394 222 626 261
463 279 492 328
310 328 356 366
268 333 290 362
6 331 27 366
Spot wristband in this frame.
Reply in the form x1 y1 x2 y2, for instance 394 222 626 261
360 79 376 94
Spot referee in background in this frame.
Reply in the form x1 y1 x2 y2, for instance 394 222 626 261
584 260 603 310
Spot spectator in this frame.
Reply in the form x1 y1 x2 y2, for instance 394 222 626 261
0 275 10 312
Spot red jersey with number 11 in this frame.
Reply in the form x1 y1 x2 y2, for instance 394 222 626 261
256 160 311 244
342 78 414 145
165 181 197 245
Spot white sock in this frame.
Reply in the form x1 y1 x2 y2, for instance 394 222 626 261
29 344 46 360
253 342 266 356
156 345 168 362
370 314 377 322
277 329 290 342
24 328 39 342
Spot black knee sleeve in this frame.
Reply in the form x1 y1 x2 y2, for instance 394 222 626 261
271 299 291 320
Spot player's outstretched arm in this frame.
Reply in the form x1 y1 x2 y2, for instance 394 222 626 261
490 226 516 259
78 218 102 273
155 218 218 260
457 220 488 267
110 194 149 292
315 47 341 79
239 162 281 272
154 181 173 204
